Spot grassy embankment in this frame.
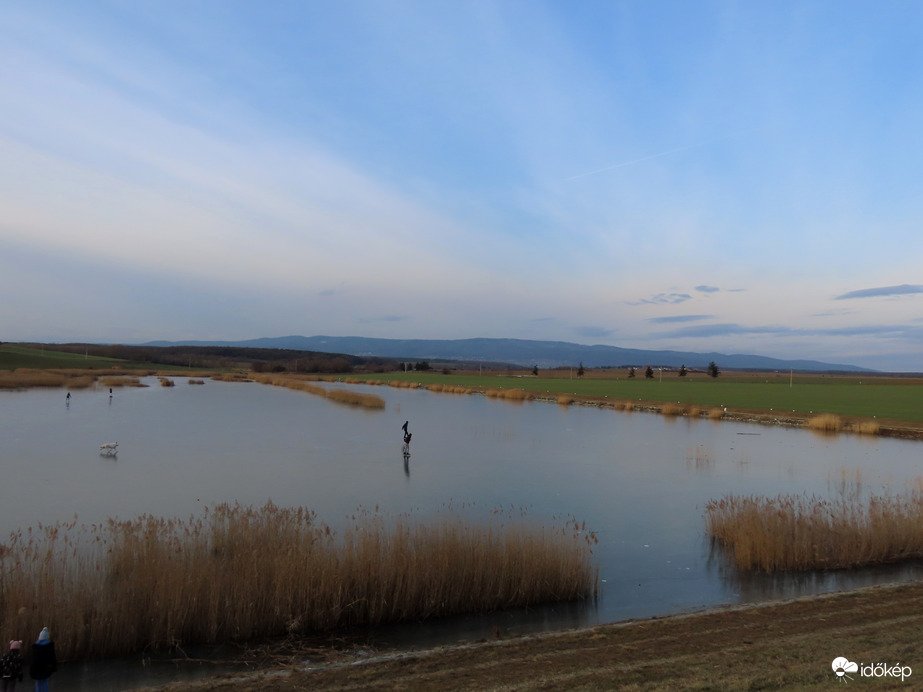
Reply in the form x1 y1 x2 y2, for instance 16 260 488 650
345 370 923 435
0 343 129 371
0 503 597 661
0 344 212 389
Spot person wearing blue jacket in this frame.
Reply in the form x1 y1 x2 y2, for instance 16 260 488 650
27 629 55 692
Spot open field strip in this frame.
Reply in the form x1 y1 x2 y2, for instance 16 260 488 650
336 372 923 434
0 343 131 370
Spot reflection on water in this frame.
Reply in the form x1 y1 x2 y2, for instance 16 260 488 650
707 537 923 603
2 378 923 690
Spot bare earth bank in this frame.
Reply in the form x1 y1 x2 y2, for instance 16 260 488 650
136 580 923 691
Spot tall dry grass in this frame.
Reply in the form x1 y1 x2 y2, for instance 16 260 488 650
485 388 532 402
253 374 385 409
99 376 145 388
660 403 684 417
849 420 881 435
325 389 386 408
0 370 105 390
705 491 923 572
0 370 68 389
0 503 597 660
806 413 843 433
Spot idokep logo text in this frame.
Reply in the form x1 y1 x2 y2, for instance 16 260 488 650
832 657 912 683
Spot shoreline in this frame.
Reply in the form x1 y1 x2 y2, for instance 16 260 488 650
136 579 923 690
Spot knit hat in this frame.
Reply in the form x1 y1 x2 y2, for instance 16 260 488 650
8 641 21 651
36 628 49 643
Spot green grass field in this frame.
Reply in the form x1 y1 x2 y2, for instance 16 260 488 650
4 343 921 423
355 371 923 423
0 343 128 370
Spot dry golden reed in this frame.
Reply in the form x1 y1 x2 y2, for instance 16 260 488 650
158 377 175 387
661 403 684 417
556 394 574 406
849 420 881 435
705 491 923 572
210 373 253 382
0 370 69 389
253 374 385 409
0 503 597 660
99 376 145 388
325 389 386 408
806 413 843 433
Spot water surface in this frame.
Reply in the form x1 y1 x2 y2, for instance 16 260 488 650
2 378 921 689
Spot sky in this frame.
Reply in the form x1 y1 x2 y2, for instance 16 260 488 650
1 2 922 372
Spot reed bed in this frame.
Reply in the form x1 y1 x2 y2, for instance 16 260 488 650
0 503 597 660
556 394 574 406
99 376 144 388
388 380 417 389
325 389 386 408
705 491 923 572
850 420 881 435
253 375 385 409
707 407 724 419
187 379 205 385
158 377 175 387
210 373 253 382
0 369 69 389
661 402 684 417
806 413 843 433
498 388 532 401
439 385 471 395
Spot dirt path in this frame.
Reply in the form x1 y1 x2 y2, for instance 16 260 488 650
137 580 923 691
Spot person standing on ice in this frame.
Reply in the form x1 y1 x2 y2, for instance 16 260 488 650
28 629 55 692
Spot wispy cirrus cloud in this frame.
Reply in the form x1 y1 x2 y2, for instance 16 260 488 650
652 322 923 341
648 314 714 324
835 284 923 300
651 323 781 339
628 292 693 306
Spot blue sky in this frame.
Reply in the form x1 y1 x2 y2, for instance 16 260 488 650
1 1 921 371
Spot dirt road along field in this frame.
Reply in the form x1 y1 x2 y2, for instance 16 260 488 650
138 580 923 691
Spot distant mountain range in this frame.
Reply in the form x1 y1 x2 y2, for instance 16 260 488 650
143 335 873 372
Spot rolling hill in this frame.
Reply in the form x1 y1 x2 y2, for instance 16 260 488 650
143 336 872 372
